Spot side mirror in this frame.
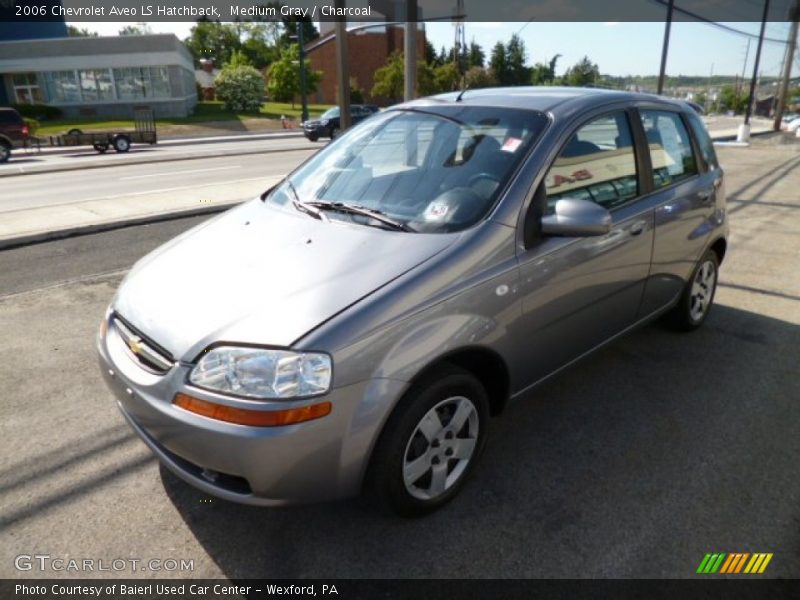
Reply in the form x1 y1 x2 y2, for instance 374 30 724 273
541 198 612 237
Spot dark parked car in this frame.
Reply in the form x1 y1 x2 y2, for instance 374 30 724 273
98 88 727 516
302 104 379 141
0 107 29 163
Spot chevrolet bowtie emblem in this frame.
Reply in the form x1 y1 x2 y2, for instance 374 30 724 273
128 336 143 355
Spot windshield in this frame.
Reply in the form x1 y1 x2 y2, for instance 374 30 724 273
268 106 549 233
321 107 340 120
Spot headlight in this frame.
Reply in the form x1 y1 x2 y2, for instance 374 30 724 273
320 118 329 126
189 346 332 399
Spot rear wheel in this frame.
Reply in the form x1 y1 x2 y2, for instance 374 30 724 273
367 364 489 517
0 141 10 163
112 135 131 153
330 126 340 139
666 249 719 330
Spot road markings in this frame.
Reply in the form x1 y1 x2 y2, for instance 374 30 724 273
119 165 243 180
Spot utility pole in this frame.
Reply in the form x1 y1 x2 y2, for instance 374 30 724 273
706 63 714 113
657 0 674 95
739 0 770 141
773 2 800 130
334 0 350 129
739 39 751 96
404 2 418 102
296 25 309 124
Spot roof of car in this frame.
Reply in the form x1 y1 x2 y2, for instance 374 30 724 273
399 86 684 115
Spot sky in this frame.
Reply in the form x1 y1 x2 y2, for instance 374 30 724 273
69 20 795 78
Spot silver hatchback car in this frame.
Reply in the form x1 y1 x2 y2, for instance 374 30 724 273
98 88 727 516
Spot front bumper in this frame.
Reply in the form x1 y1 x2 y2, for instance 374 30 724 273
96 317 407 506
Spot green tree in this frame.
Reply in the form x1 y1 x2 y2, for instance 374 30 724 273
468 39 485 68
266 44 321 106
464 66 497 89
185 20 241 66
434 62 461 92
372 51 405 101
215 65 265 112
118 23 152 36
417 61 439 97
67 25 97 37
562 56 600 87
719 84 748 113
505 34 529 85
425 39 438 66
531 55 560 85
489 42 508 85
225 49 253 68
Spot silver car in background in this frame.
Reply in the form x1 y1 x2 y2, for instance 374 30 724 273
97 88 727 516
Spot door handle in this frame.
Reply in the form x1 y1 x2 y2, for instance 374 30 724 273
697 189 714 203
629 220 647 236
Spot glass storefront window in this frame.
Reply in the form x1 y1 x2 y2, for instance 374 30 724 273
43 71 81 103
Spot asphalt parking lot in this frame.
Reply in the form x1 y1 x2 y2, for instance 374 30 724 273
1 135 798 580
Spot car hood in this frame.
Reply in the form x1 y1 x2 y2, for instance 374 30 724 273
113 199 457 361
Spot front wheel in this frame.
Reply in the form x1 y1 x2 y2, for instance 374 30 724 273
330 126 340 139
666 249 719 330
0 142 10 163
367 364 489 517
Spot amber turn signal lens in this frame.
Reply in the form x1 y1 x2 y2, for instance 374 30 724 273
173 393 331 427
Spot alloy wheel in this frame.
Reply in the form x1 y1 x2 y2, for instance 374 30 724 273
689 259 717 322
402 396 479 501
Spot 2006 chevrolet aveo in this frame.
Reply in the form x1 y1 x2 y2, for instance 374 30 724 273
98 88 727 516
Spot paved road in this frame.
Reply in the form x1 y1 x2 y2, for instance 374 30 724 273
0 150 315 213
0 134 311 177
0 140 798 580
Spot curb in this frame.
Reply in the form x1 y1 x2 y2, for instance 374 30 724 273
0 140 314 178
0 202 238 251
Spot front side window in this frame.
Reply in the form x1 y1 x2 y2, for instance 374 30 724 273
685 109 719 171
640 110 698 188
268 106 549 233
545 111 638 211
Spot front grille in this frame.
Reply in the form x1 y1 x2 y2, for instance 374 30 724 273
112 314 174 374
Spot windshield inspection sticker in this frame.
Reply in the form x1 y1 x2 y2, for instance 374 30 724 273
502 137 522 153
425 203 450 219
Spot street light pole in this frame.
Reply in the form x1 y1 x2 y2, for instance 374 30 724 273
743 0 770 135
657 0 674 95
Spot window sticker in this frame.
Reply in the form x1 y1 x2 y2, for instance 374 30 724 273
425 203 449 219
502 137 522 153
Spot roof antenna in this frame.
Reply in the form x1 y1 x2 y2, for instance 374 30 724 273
456 81 469 103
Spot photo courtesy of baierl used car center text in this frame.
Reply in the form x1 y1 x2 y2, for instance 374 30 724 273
0 0 799 599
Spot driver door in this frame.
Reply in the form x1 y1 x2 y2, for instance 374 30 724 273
512 110 655 392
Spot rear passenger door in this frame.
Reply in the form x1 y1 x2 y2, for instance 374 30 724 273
513 109 655 390
636 108 720 315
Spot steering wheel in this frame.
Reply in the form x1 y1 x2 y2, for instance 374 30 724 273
467 172 501 189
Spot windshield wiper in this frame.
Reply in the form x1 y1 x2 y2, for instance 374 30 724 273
287 180 328 222
306 201 415 232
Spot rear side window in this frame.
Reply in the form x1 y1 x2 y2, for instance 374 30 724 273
545 111 638 211
685 110 719 171
640 110 698 188
0 110 22 124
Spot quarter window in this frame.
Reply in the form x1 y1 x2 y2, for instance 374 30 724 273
685 110 719 171
545 111 638 211
640 110 698 188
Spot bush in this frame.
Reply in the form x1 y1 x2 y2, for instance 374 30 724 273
11 104 63 120
214 66 265 113
23 117 40 135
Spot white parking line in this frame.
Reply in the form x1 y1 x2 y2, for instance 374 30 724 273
119 165 243 180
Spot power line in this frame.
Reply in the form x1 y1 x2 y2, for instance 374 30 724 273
648 0 794 45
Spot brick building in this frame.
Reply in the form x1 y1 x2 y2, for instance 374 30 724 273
305 24 426 106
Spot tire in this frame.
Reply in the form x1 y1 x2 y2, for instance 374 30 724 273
67 128 82 136
330 127 340 139
665 248 719 331
367 364 490 517
0 141 10 163
112 135 131 153
307 132 319 142
93 143 109 154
